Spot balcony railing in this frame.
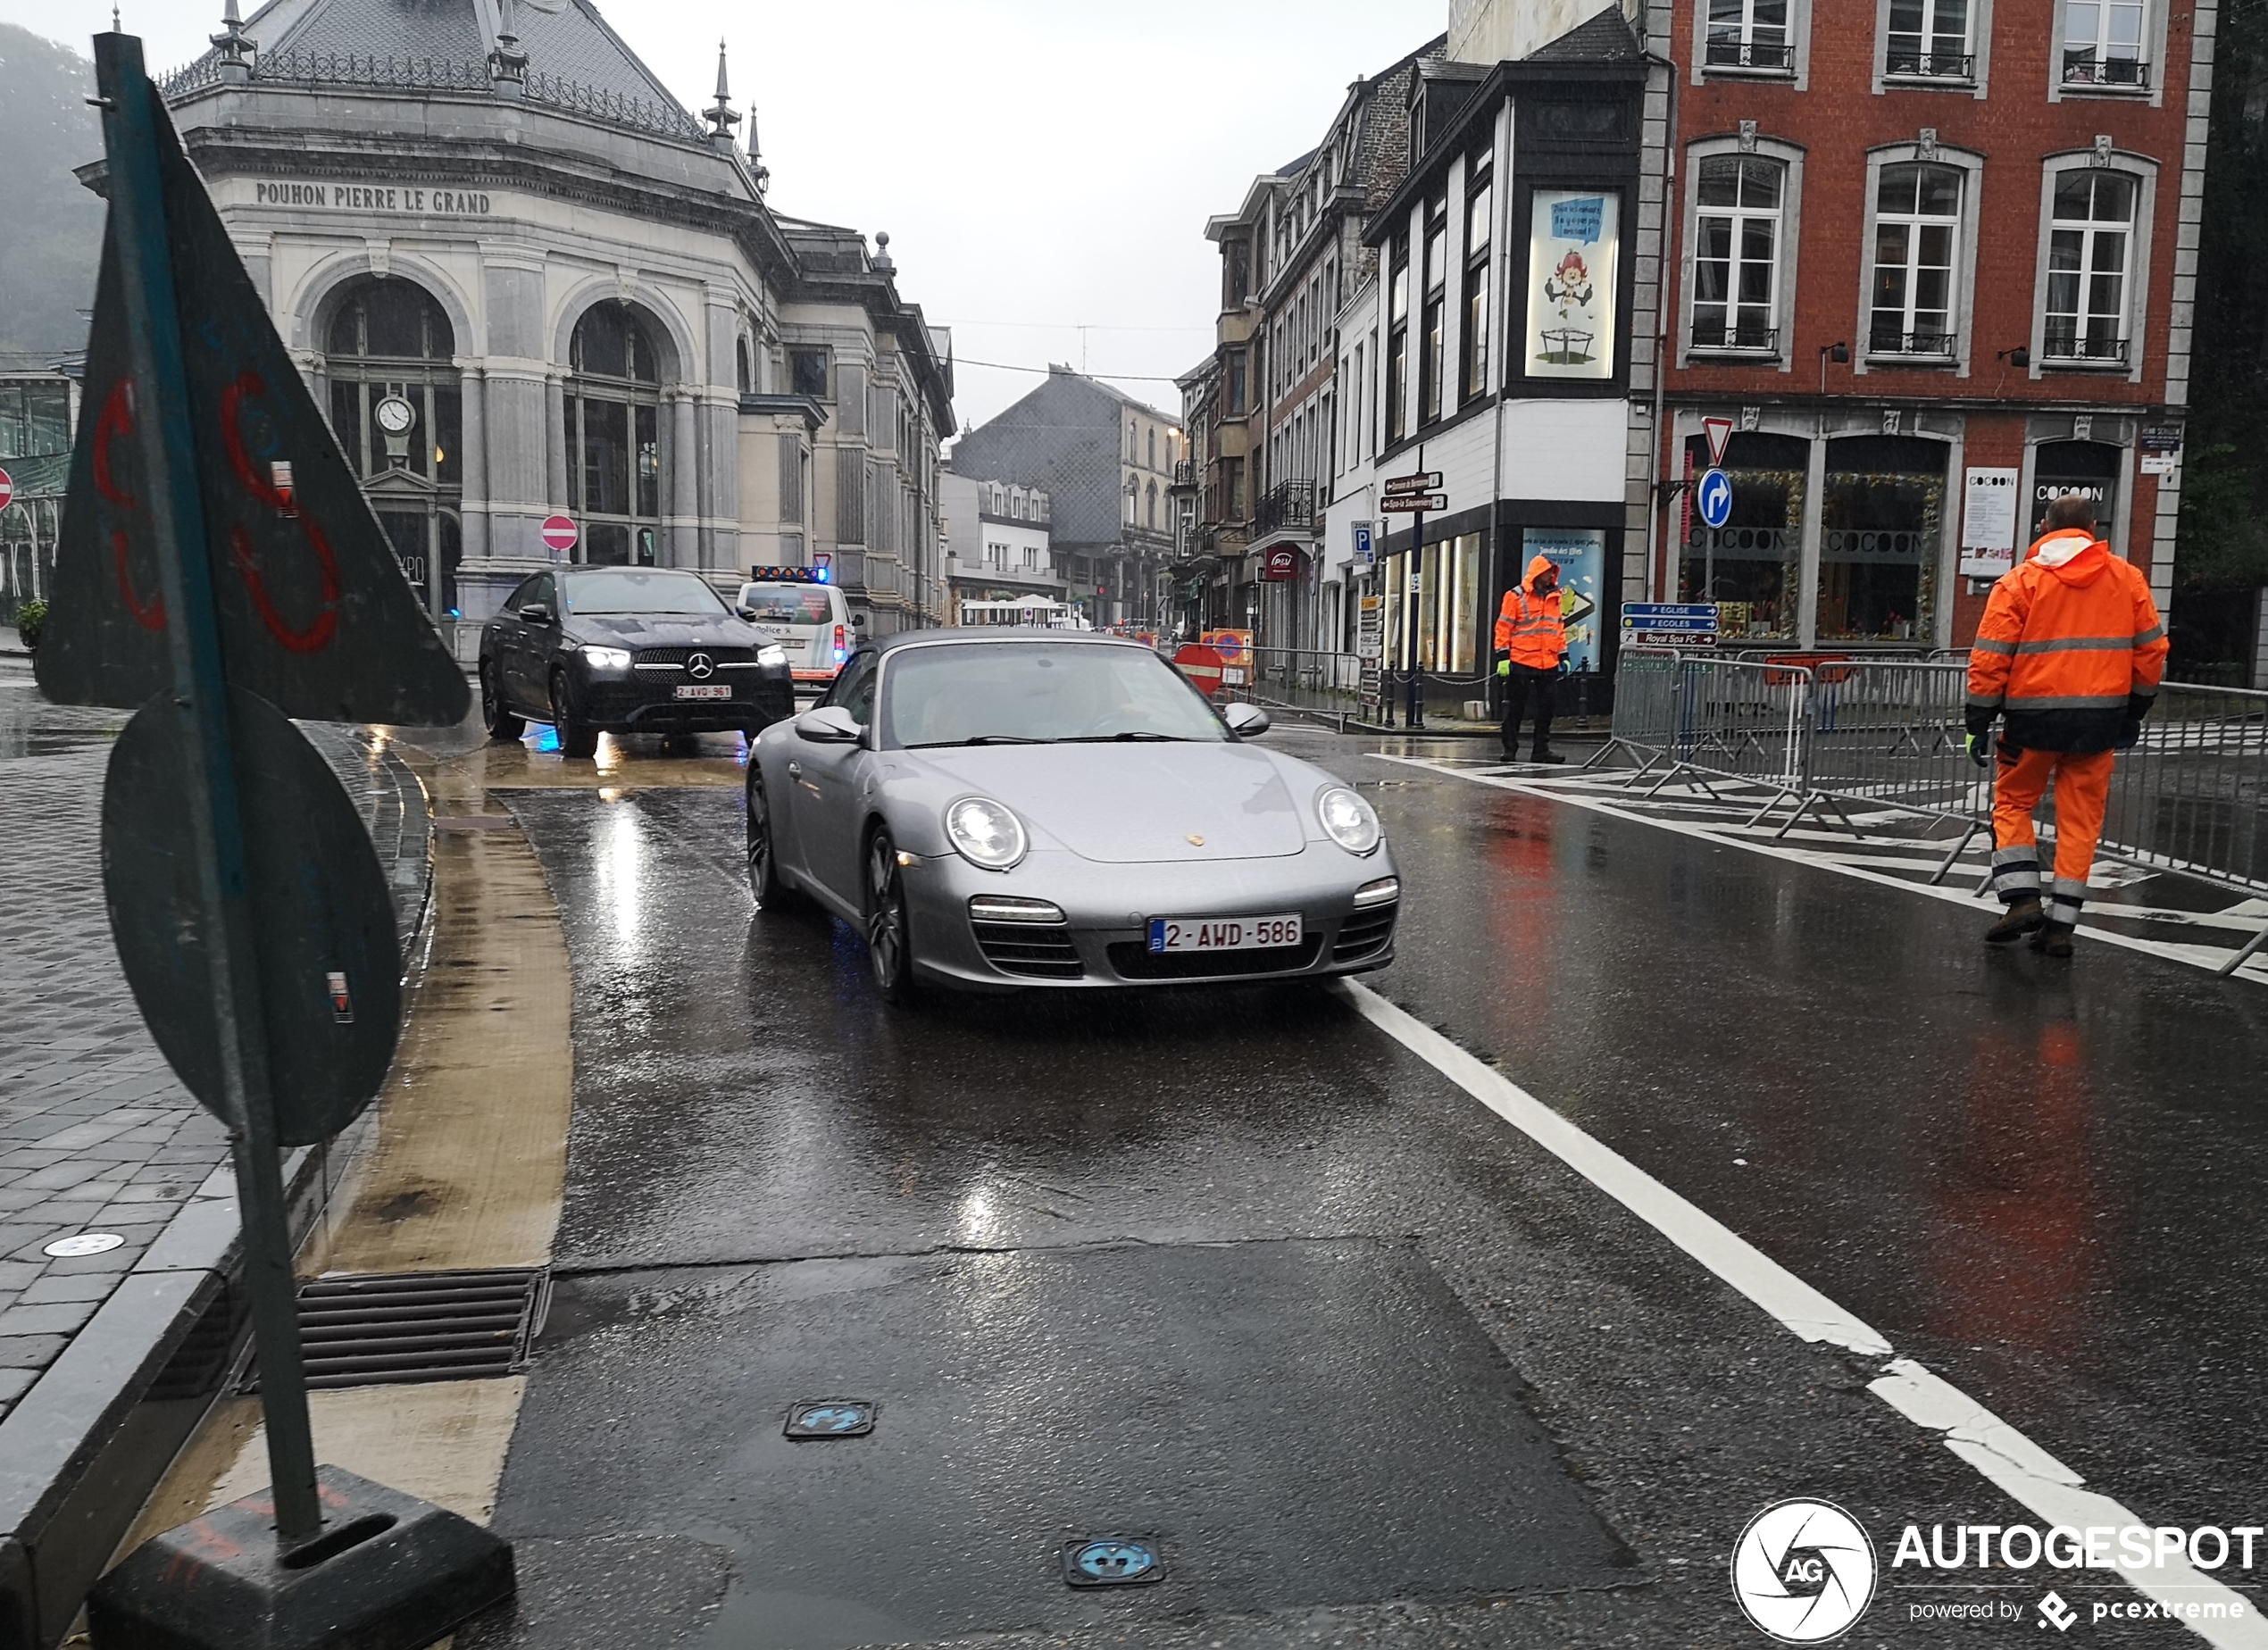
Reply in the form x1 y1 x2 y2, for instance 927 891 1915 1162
1169 460 1197 492
1868 326 1958 358
1704 37 1794 71
1884 46 1976 79
1255 479 1320 537
1689 320 1781 354
2042 329 2131 364
2061 51 2151 88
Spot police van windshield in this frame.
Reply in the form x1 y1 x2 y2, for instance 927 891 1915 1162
741 585 835 623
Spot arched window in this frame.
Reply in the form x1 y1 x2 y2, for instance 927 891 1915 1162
1123 477 1138 525
1146 479 1158 529
1147 426 1157 470
736 337 752 394
322 277 461 614
566 301 666 566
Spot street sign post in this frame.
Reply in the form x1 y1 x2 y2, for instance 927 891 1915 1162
1703 415 1734 469
540 512 579 555
1697 468 1734 531
1381 458 1432 727
1378 493 1447 513
46 34 507 1649
1173 642 1225 697
0 467 13 513
1352 521 1374 569
1622 602 1720 647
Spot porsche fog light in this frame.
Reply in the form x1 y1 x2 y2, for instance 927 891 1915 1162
1316 786 1382 855
946 796 1028 871
580 646 631 672
1352 876 1399 908
756 644 788 667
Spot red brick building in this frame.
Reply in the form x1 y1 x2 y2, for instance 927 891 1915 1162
1639 0 2213 650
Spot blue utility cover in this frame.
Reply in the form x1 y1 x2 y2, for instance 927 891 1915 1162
1697 467 1734 529
1063 1538 1163 1588
784 1399 877 1438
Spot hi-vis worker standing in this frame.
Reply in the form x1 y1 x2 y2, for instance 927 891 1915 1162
1964 495 2168 957
1495 554 1567 763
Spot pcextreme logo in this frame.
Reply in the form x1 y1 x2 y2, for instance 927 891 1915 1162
1731 1499 1880 1643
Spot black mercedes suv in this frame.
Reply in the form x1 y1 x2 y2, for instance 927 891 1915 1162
479 568 794 755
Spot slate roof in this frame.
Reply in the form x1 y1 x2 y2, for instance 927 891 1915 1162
164 0 702 142
1525 5 1644 62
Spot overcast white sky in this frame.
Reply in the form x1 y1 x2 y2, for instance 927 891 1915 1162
4 0 1446 428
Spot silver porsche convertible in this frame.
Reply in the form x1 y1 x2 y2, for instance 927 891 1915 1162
743 629 1399 998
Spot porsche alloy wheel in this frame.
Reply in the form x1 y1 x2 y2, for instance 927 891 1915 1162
865 828 916 1002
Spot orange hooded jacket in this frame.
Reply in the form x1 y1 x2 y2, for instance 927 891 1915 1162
1493 554 1566 670
1966 528 2167 754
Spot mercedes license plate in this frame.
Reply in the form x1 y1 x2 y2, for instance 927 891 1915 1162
1147 913 1301 954
674 684 730 700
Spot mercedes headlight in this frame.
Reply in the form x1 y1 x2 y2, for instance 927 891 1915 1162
1315 786 1381 855
945 796 1027 871
580 646 630 671
756 644 788 667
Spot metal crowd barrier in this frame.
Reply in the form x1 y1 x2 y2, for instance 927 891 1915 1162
1600 650 2268 976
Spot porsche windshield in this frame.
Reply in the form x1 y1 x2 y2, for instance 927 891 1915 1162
881 642 1230 748
561 571 728 616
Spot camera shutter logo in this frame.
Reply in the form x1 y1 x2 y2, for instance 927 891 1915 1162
1730 1499 1877 1642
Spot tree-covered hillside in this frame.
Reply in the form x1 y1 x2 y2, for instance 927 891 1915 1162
0 25 102 361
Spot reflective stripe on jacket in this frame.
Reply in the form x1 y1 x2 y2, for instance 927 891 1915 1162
1493 554 1567 669
1967 529 2167 752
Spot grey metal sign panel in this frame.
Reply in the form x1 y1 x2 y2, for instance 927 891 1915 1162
103 688 402 1144
36 96 467 727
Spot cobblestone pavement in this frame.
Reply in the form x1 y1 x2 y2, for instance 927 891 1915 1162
0 658 430 1420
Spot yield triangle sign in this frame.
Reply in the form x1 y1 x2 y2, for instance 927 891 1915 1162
36 82 467 726
1702 415 1735 470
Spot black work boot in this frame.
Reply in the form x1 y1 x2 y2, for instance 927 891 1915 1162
2030 921 2075 958
1530 746 1566 765
1985 897 2045 945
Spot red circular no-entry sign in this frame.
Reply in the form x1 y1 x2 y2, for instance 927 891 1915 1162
1174 643 1226 698
539 513 579 554
0 469 14 513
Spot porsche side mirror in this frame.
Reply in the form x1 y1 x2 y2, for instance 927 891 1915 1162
1222 701 1271 736
794 706 863 744
518 603 552 623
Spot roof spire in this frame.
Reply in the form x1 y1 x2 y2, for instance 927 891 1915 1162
704 38 743 154
488 0 528 98
211 0 254 80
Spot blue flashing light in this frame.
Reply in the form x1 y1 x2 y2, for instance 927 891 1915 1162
814 567 830 582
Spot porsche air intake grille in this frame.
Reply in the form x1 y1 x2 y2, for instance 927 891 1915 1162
1333 902 1398 962
971 921 1084 979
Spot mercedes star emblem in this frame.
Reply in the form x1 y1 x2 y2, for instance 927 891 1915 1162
687 653 715 679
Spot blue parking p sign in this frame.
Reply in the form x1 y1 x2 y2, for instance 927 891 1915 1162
1697 468 1734 530
1353 522 1375 568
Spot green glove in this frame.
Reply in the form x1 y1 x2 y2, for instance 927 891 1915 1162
1964 732 1991 769
1496 658 1510 678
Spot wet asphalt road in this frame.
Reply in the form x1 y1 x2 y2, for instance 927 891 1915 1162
461 723 2262 1649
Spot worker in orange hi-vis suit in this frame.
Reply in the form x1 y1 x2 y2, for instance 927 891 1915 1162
1964 494 2168 958
1494 554 1568 764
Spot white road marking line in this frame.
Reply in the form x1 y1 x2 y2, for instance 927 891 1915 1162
1373 754 2268 985
1337 978 2268 1645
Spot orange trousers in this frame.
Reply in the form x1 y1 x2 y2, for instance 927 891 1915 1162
1989 746 2114 926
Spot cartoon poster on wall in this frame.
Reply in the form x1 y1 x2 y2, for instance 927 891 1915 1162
1525 190 1619 380
1523 527 1606 673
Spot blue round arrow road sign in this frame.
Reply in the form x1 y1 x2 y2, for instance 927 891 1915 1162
1697 467 1734 530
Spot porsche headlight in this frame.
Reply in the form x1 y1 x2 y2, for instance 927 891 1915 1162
580 646 631 671
756 644 788 667
1315 786 1381 855
945 796 1027 871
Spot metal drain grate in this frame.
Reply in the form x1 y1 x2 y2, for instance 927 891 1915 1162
240 1268 547 1392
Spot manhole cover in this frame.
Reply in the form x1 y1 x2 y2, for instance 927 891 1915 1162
44 1232 126 1257
1063 1537 1163 1588
784 1399 877 1438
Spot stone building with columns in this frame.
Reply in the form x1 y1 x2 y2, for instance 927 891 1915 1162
144 0 952 651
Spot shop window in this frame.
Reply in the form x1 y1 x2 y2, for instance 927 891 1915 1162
567 300 667 568
1680 430 1805 640
1707 0 1794 71
2028 439 2120 539
1692 158 1785 353
1869 163 1963 357
1377 531 1482 675
1887 0 1973 77
2044 171 2135 362
2062 0 2148 86
1816 436 1947 642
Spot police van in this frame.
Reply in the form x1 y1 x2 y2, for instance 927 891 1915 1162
736 565 854 686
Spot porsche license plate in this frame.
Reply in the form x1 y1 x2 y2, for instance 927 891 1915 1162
674 684 730 701
1147 913 1301 954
